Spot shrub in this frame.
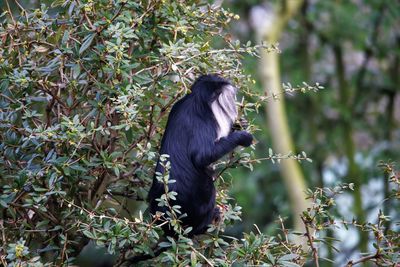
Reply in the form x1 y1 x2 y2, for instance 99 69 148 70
0 0 264 265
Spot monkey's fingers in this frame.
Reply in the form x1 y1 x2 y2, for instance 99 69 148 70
239 117 249 129
232 117 249 131
212 207 222 225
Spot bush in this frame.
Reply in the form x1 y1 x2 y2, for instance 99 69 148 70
0 1 398 266
0 0 262 265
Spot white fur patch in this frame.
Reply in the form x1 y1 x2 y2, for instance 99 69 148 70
211 85 238 140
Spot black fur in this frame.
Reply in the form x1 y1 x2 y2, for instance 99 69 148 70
148 74 253 236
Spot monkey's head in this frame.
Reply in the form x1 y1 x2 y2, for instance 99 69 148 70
191 74 237 105
192 74 238 139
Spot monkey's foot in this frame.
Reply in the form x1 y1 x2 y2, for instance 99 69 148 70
212 207 221 225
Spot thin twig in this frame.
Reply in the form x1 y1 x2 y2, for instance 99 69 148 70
190 246 214 267
346 252 380 266
278 216 289 243
0 220 6 251
301 215 319 267
60 233 68 266
0 254 6 267
5 0 16 25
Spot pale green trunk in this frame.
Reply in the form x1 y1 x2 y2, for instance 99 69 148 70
256 0 309 233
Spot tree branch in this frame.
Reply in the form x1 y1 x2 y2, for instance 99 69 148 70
301 215 319 267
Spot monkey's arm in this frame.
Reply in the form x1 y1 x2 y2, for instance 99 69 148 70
192 131 252 167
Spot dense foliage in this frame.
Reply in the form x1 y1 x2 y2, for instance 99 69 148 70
0 0 398 266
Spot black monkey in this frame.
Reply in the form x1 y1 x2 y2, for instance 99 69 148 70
148 74 253 236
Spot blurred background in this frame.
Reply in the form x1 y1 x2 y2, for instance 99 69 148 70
223 0 400 264
2 0 399 265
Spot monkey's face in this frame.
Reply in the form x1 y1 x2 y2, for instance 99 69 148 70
213 84 238 119
190 75 239 139
211 84 238 140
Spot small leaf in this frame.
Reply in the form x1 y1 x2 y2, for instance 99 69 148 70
35 46 49 53
158 242 171 248
62 31 70 45
51 0 66 7
190 251 197 266
348 183 354 190
279 254 299 261
83 230 96 239
79 33 96 55
0 200 8 208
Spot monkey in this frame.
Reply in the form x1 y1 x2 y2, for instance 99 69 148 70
147 74 253 237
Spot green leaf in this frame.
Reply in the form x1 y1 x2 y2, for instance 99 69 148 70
51 0 66 7
0 200 8 208
279 254 299 261
83 230 96 239
79 33 96 55
70 164 87 172
190 251 197 266
158 242 172 248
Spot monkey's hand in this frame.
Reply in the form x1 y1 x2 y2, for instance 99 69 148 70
234 131 253 147
232 117 249 131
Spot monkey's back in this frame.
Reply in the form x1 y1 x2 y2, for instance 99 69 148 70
148 94 218 236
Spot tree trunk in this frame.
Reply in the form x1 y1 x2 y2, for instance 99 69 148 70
254 0 309 233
